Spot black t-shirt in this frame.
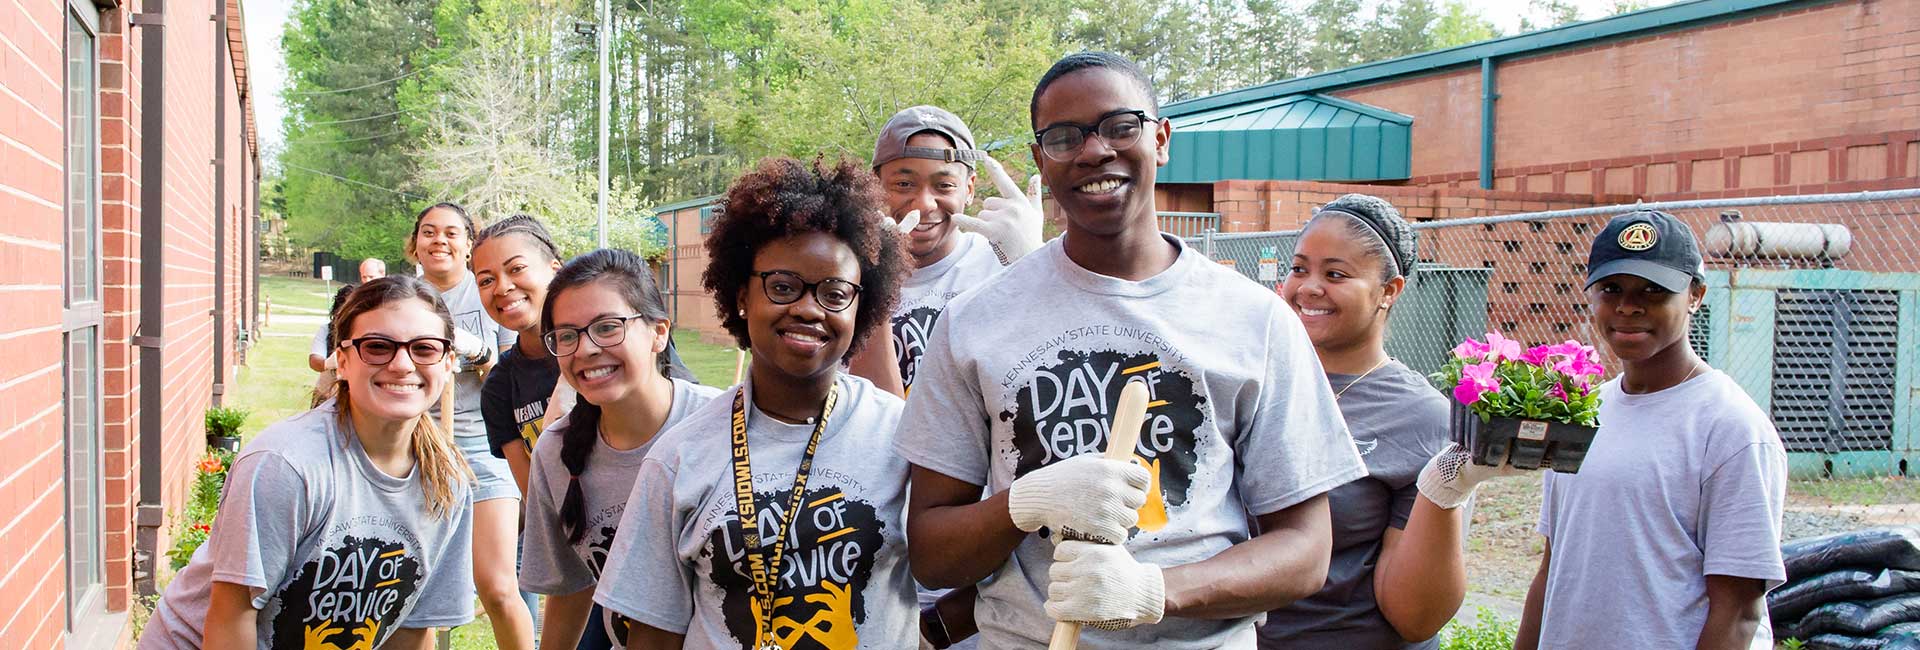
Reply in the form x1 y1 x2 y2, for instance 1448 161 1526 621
481 346 562 459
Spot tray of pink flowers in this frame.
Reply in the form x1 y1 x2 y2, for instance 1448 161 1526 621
1430 332 1606 473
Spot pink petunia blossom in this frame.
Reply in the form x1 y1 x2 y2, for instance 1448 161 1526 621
1486 331 1523 362
1454 362 1502 405
1549 383 1569 401
1522 345 1555 366
1453 338 1491 360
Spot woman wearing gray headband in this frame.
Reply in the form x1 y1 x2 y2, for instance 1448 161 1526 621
1261 194 1524 648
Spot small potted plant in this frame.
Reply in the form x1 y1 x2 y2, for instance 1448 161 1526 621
203 406 249 453
1431 332 1604 473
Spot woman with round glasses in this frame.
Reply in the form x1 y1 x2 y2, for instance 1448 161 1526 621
517 248 722 650
142 277 477 649
593 156 915 650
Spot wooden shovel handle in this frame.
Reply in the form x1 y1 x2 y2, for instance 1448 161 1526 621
1047 378 1152 650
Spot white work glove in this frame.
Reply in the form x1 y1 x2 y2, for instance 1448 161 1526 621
543 376 577 431
1416 443 1531 510
450 327 494 370
323 351 338 371
1007 454 1148 545
892 209 923 235
1045 541 1165 630
951 156 1044 265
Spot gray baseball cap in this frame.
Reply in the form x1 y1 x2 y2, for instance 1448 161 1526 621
873 105 986 171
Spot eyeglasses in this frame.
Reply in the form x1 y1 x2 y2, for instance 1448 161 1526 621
755 270 862 312
339 336 453 366
1033 109 1156 162
543 314 649 357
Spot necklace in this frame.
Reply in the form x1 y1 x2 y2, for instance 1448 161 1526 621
1335 357 1392 400
1679 362 1705 386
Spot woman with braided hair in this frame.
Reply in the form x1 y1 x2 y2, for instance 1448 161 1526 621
520 247 721 650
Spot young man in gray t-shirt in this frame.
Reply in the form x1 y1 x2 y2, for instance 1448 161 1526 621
894 52 1366 649
1516 211 1786 649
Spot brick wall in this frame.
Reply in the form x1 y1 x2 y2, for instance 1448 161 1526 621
1334 0 1920 198
659 203 732 344
0 0 257 645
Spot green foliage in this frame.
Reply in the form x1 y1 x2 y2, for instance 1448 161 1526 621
203 406 250 438
1440 607 1519 650
169 449 235 570
1781 637 1807 650
1432 0 1504 48
704 0 1060 182
274 0 1517 257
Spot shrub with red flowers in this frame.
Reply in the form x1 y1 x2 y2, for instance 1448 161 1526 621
1431 332 1604 427
169 448 234 570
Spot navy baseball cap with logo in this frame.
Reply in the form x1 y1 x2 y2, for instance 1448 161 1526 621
1585 210 1704 293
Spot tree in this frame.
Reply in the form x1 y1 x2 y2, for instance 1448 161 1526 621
1304 0 1365 72
1432 0 1502 48
701 0 1061 179
278 0 438 261
1363 0 1443 63
1519 0 1583 32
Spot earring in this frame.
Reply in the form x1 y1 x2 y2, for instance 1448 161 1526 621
737 309 745 317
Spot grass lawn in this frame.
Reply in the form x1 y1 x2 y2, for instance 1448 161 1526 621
673 331 746 386
228 275 341 437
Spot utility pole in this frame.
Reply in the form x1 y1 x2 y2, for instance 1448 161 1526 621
596 0 611 248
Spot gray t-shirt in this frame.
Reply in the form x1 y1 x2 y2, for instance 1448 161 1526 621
894 231 1001 390
594 373 917 650
140 402 476 649
431 270 516 440
520 377 721 648
893 235 1367 649
1258 360 1448 649
1535 369 1786 649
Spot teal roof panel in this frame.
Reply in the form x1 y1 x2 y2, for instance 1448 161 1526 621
1163 94 1412 183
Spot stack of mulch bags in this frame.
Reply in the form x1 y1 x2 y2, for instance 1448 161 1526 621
1773 528 1920 649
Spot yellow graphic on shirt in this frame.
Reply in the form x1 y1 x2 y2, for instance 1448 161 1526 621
519 421 542 451
1133 455 1168 532
300 618 381 650
749 581 859 649
1122 362 1170 532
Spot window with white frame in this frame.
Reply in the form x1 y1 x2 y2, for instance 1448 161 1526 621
63 0 103 630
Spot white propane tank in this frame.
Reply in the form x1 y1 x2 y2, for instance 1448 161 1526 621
1704 222 1852 260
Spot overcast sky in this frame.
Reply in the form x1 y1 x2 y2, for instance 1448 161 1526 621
242 0 1671 168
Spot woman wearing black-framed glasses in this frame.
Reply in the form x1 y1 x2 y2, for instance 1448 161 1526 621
591 156 918 650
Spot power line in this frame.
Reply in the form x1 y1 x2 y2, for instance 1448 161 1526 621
301 109 407 126
283 68 426 97
280 162 425 199
284 130 405 146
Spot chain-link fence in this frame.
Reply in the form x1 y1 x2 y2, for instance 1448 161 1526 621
1190 188 1920 478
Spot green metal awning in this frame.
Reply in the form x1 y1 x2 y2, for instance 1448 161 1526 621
1162 94 1412 183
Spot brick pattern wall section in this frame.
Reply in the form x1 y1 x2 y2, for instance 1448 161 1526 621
0 0 256 645
0 0 87 643
1204 179 1631 233
1334 0 1920 198
99 1 141 618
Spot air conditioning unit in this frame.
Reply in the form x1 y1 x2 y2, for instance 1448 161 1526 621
1692 269 1918 478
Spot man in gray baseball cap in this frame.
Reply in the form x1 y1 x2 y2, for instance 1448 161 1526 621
854 105 1044 650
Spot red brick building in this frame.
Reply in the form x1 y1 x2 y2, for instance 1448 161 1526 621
0 0 260 645
1156 0 1920 229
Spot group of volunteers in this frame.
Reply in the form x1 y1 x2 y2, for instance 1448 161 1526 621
138 51 1788 650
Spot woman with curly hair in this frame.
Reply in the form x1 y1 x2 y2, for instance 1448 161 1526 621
593 156 914 650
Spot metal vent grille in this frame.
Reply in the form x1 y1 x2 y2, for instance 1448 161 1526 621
1690 303 1712 362
1771 290 1900 453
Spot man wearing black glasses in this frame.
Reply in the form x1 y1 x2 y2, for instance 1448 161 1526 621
895 52 1363 649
